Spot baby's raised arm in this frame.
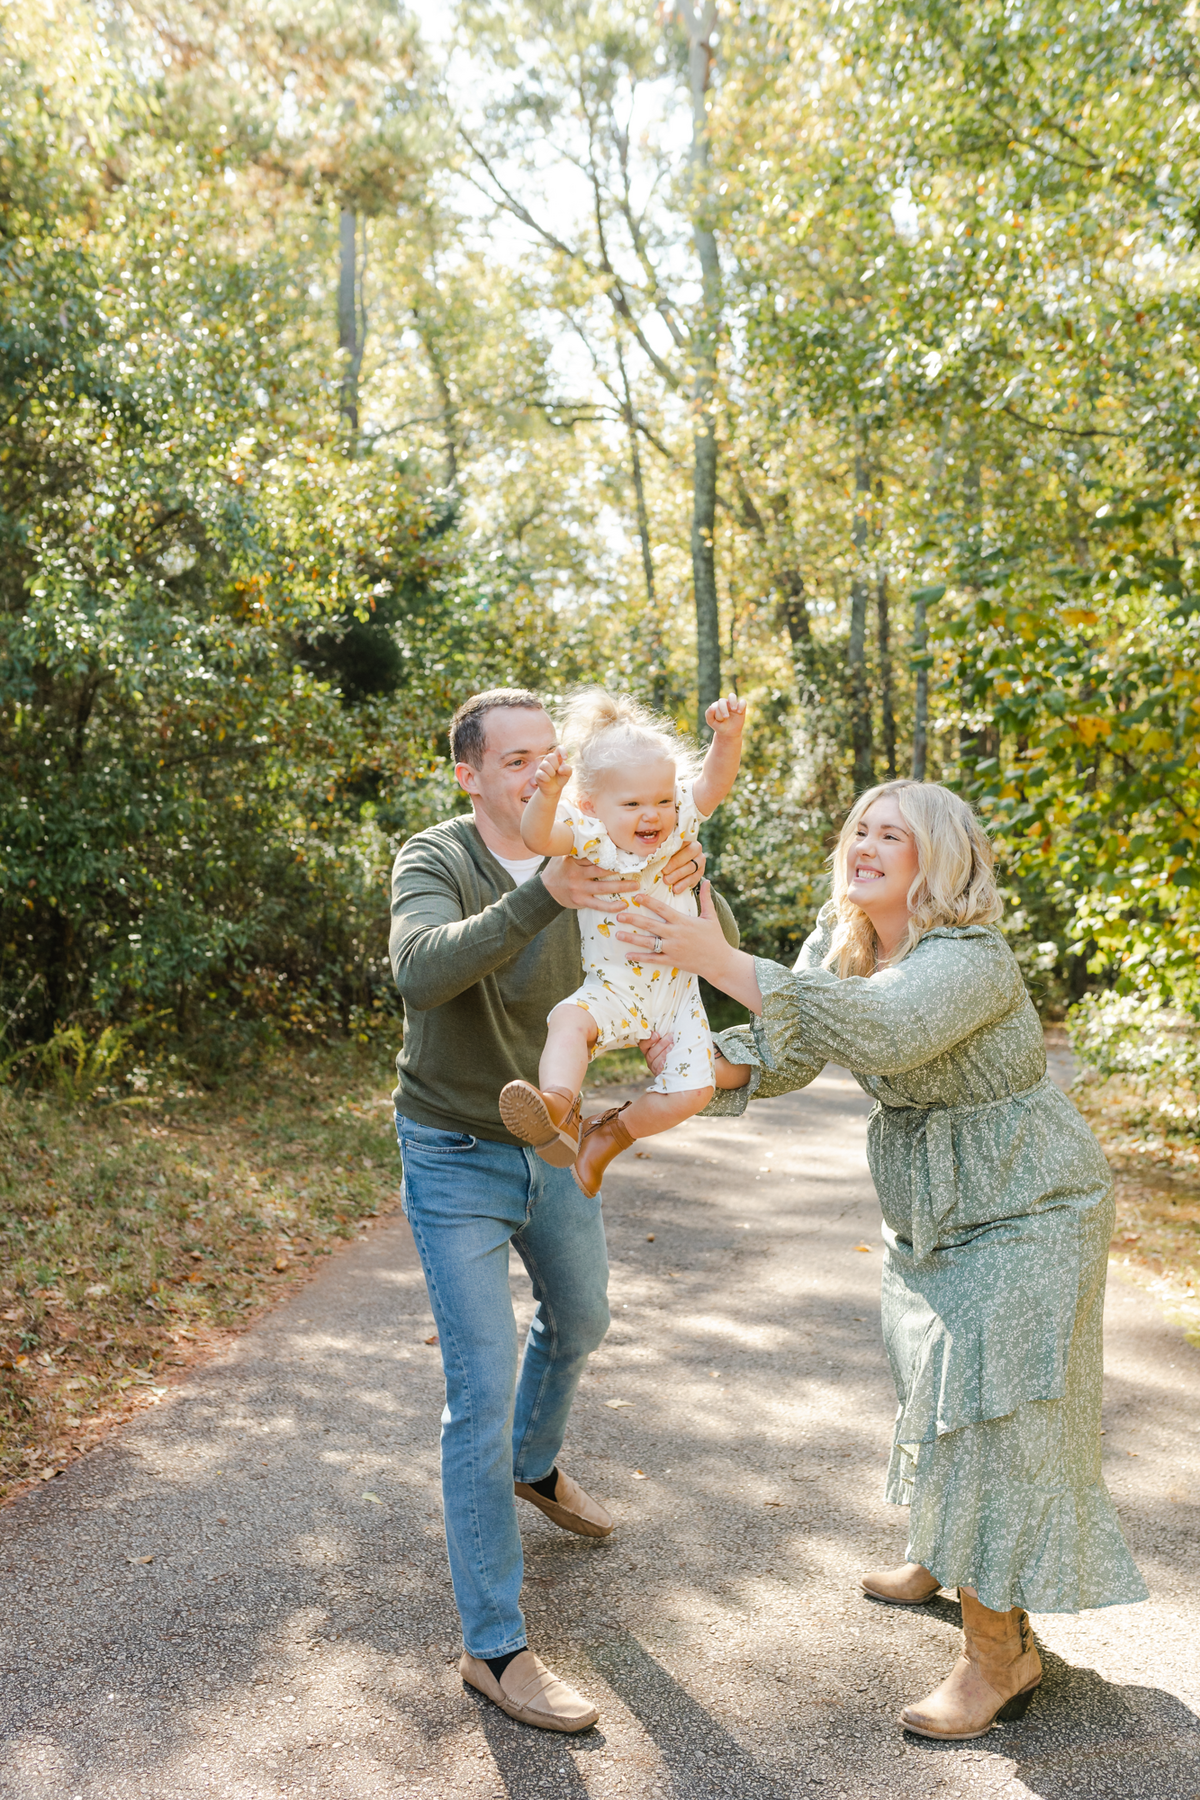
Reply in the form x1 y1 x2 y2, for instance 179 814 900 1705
693 694 747 816
520 749 576 857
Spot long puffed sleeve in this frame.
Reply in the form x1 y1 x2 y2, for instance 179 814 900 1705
754 926 1022 1080
702 911 1028 1117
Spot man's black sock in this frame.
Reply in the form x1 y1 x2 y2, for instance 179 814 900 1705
527 1467 560 1501
484 1649 522 1680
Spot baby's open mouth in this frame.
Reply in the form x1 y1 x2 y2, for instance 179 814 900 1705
635 827 662 844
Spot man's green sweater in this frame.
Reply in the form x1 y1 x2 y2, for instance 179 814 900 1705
389 814 738 1144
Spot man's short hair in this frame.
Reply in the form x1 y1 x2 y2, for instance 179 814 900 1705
449 688 546 770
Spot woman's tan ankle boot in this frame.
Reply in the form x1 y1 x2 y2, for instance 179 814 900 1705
572 1103 634 1198
499 1082 581 1166
898 1588 1042 1739
860 1562 941 1605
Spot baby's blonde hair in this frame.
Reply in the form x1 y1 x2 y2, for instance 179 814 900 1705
825 780 1003 978
555 686 700 795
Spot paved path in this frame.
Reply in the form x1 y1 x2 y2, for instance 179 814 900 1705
2 1071 1198 1800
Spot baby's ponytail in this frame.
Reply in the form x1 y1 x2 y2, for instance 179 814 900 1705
555 686 700 795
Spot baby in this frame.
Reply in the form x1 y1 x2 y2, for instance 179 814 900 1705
499 686 746 1196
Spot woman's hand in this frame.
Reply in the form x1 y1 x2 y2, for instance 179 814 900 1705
615 881 764 1012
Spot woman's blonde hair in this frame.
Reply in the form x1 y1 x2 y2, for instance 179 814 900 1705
555 686 700 795
825 780 1003 978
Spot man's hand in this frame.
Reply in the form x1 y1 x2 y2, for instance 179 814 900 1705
637 1030 674 1078
705 693 747 738
532 747 572 796
541 854 643 912
661 837 706 895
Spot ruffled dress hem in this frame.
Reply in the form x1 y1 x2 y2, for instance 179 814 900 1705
888 1438 1148 1615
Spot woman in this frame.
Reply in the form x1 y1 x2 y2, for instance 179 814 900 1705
616 780 1145 1741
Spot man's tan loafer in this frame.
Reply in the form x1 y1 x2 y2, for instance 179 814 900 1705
514 1468 614 1538
459 1648 599 1732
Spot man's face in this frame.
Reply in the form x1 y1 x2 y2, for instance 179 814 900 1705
455 706 558 843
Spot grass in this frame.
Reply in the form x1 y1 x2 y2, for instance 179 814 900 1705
0 1041 404 1503
1073 1070 1200 1349
5 1020 1196 1507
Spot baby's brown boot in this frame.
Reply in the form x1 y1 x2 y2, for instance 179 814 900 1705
572 1103 635 1198
499 1082 581 1166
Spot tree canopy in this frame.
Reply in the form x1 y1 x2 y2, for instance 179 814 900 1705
2 0 1198 1096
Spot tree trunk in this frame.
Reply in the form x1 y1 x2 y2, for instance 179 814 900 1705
778 568 815 705
429 351 459 494
337 205 366 439
911 591 929 781
848 449 874 791
957 451 997 770
678 1 721 734
616 343 666 711
876 566 897 779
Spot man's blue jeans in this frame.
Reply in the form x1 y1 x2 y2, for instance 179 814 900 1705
396 1116 610 1659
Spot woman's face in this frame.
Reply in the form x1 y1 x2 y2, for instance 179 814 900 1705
845 798 920 918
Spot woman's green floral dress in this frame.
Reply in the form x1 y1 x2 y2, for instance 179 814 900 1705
708 905 1146 1614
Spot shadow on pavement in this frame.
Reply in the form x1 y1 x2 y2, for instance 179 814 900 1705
586 1628 786 1799
467 1688 595 1798
1006 1653 1200 1800
3 1071 1198 1800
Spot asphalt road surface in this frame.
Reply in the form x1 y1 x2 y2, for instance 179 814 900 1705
2 1068 1198 1800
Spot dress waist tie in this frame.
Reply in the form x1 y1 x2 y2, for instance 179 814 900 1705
890 1071 1055 1264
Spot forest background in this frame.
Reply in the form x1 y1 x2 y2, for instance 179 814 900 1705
4 0 1200 1489
3 0 1200 1102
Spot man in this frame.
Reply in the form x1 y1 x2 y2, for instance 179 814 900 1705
389 687 732 1733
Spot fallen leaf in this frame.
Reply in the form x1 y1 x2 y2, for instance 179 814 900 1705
631 1469 649 1480
635 1151 652 1160
40 1468 61 1482
605 1398 635 1409
135 1554 154 1563
273 1256 289 1272
853 1244 873 1253
361 1491 383 1504
424 1333 438 1346
84 1283 111 1298
2 1308 21 1321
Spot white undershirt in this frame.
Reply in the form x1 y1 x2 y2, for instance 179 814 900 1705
491 851 545 886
